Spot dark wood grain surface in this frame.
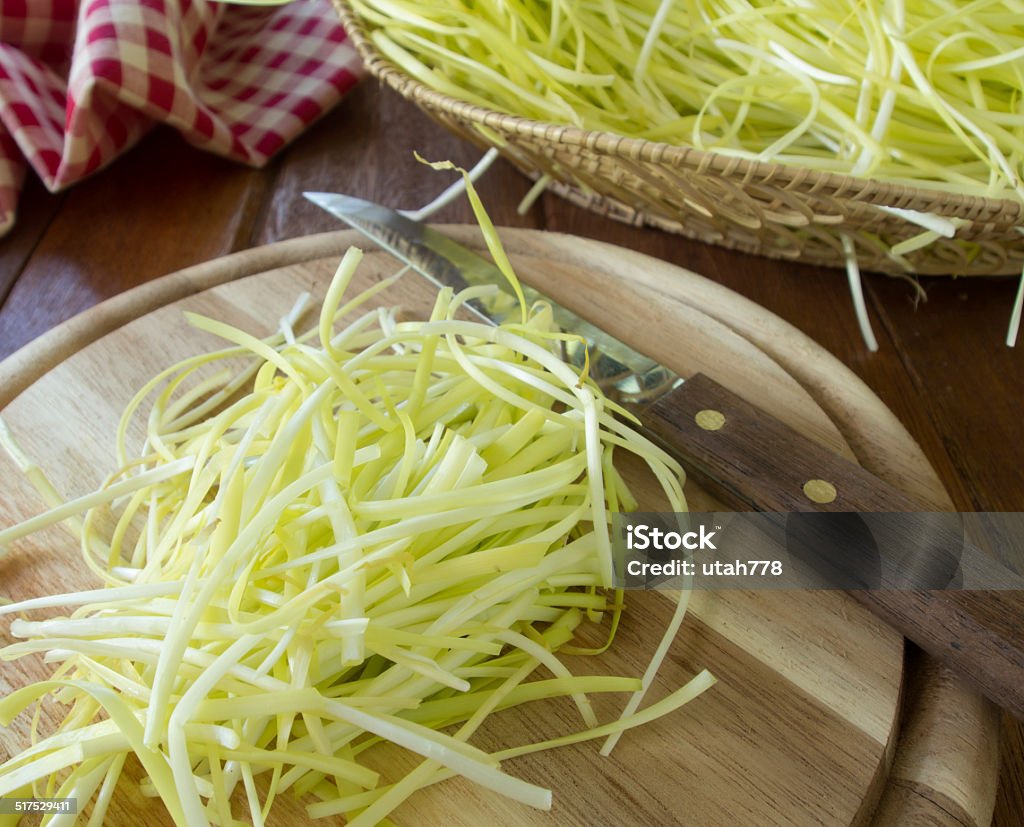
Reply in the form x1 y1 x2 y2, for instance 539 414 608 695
0 80 1020 824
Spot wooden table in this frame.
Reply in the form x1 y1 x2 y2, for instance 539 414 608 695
0 80 1021 824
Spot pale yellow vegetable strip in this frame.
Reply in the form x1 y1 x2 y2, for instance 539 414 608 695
354 453 585 519
407 675 640 728
414 541 548 583
115 344 249 466
341 658 542 826
332 408 361 484
239 760 264 827
317 669 716 820
0 417 84 540
0 745 87 799
601 587 693 755
0 580 185 616
216 746 377 788
169 633 263 825
238 383 331 521
316 700 552 810
0 720 122 776
0 680 185 824
319 247 364 358
0 457 194 554
87 752 126 827
506 668 717 758
422 159 528 319
144 458 332 747
491 628 599 728
204 745 233 827
366 628 501 657
184 311 307 389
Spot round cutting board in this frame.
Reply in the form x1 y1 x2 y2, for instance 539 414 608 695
0 229 999 826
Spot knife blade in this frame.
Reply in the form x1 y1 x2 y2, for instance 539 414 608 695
303 192 678 407
305 190 1024 718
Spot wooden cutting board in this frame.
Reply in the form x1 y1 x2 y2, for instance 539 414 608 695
0 229 1000 826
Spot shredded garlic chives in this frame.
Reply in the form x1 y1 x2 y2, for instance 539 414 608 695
349 0 1024 341
0 175 711 824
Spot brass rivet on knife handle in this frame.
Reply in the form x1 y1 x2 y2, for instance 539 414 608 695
803 479 838 504
695 409 726 431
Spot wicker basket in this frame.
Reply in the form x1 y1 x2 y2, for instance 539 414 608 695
335 1 1024 277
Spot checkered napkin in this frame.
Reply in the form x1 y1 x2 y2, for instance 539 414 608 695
0 0 362 236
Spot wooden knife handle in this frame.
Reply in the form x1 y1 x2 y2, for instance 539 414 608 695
638 371 1024 719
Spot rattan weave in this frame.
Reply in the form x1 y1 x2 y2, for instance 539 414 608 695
336 0 1024 276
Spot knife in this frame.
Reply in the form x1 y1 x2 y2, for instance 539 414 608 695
305 190 1024 719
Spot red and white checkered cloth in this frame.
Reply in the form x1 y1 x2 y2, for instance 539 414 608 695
0 0 362 236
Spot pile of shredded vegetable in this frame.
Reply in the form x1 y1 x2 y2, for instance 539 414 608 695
347 0 1024 345
0 174 712 825
352 0 1024 200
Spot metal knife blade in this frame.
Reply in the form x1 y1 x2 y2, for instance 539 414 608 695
304 189 1024 720
304 192 679 406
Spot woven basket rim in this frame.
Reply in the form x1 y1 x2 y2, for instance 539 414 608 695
336 0 1024 224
